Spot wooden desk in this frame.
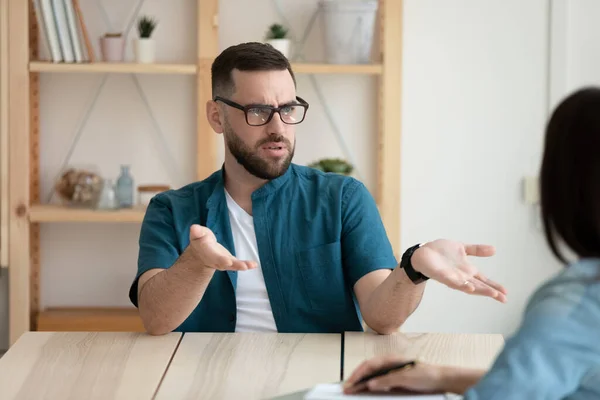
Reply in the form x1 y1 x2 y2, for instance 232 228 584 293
0 331 504 399
344 332 505 377
155 333 341 400
0 332 181 400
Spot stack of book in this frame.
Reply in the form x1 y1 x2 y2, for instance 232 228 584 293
33 0 95 63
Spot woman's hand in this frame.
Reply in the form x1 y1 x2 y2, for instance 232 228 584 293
343 355 485 395
343 356 445 394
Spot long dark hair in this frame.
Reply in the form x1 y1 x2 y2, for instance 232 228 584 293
540 87 600 264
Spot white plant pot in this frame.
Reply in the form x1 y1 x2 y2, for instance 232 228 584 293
319 0 378 64
266 39 291 58
134 38 155 63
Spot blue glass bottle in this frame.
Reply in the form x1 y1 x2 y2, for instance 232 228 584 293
116 165 134 208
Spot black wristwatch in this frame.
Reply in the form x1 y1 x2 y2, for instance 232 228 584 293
399 243 429 284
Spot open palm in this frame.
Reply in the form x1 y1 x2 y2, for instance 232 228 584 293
189 224 256 271
412 240 507 302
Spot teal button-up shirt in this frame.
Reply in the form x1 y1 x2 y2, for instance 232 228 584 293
129 164 398 333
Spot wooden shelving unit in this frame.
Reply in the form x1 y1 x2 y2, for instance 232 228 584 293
0 0 9 271
6 0 402 345
37 307 144 332
29 60 383 75
292 63 383 75
29 61 197 75
29 204 146 223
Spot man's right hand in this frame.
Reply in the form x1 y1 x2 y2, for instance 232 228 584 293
188 224 257 271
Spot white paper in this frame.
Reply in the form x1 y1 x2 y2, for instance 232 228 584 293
303 383 447 400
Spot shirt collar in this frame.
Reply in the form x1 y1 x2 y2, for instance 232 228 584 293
206 167 226 211
251 163 293 199
207 163 294 208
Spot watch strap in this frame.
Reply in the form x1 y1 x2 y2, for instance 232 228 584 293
400 243 430 284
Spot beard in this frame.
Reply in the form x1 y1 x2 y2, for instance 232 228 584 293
223 121 295 180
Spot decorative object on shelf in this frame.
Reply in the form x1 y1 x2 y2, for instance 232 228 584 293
96 179 118 210
100 32 125 62
137 184 171 207
308 158 354 175
116 165 134 208
72 0 95 62
134 15 158 64
265 23 291 58
54 167 103 208
319 0 378 64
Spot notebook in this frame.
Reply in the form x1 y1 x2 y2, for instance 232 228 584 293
304 383 447 399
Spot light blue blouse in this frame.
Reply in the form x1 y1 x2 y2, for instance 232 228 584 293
466 259 600 399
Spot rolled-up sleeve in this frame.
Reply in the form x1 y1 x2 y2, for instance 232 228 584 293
340 180 398 287
129 196 180 307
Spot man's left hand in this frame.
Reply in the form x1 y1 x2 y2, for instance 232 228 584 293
411 240 507 303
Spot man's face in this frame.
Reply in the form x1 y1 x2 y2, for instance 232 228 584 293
222 69 297 180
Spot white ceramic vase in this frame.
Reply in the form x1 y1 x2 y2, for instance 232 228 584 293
266 39 291 58
134 38 155 63
319 0 378 64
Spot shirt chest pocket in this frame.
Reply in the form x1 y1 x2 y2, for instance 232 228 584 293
295 241 350 311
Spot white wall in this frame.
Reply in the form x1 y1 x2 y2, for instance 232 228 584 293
38 0 568 335
398 0 563 335
554 0 600 101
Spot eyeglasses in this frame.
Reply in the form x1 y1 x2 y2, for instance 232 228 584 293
214 96 309 126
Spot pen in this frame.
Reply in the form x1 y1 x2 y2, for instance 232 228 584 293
355 360 416 385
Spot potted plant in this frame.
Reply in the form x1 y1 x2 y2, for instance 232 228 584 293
100 32 125 62
308 158 354 175
134 15 158 63
265 23 291 58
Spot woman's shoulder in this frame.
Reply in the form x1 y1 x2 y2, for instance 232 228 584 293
525 258 600 321
466 259 600 399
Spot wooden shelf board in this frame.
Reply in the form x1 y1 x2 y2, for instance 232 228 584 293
29 61 197 75
29 204 146 223
29 61 382 75
37 307 145 332
291 63 383 75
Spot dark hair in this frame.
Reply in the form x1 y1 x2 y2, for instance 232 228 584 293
540 87 600 264
211 42 296 98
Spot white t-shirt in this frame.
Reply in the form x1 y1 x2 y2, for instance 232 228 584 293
224 190 278 332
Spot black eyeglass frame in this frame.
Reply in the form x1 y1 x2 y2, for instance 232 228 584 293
213 96 309 126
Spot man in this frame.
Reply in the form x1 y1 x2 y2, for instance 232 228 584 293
129 42 507 335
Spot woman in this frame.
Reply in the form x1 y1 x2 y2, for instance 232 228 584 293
343 87 600 399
